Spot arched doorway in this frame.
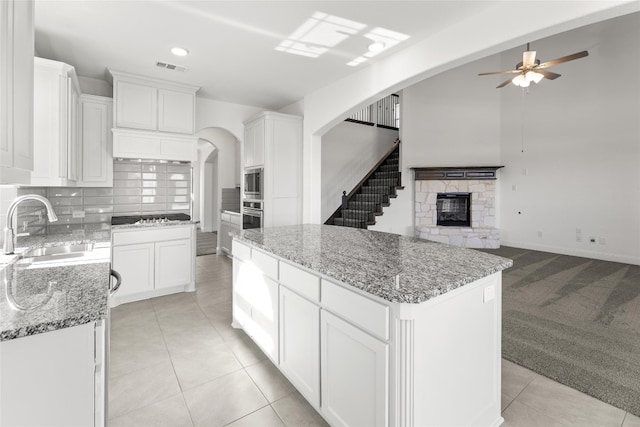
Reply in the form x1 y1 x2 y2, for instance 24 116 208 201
193 127 240 250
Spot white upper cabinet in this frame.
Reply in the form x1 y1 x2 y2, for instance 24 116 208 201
30 57 81 187
111 70 197 135
0 0 34 184
115 81 157 131
78 95 113 187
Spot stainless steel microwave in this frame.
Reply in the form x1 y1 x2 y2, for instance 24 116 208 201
244 168 263 200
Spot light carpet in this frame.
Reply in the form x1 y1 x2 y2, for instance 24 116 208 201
481 246 640 416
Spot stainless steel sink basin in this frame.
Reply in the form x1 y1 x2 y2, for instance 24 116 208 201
19 243 95 264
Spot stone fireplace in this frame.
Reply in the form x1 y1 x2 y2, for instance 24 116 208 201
412 166 502 248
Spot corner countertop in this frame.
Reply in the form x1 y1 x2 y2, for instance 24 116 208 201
233 224 513 304
0 234 111 342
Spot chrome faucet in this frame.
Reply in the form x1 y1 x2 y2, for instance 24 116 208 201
3 195 58 255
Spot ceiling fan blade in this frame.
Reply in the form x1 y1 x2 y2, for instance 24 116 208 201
478 70 521 76
496 77 515 88
537 50 589 69
523 50 537 67
536 69 561 80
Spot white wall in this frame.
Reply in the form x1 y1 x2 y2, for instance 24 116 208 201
499 13 640 264
321 121 398 221
196 97 263 142
302 1 639 224
77 76 112 97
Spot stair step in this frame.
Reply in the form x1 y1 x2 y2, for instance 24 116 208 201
340 209 375 222
353 193 389 204
347 201 381 213
360 185 393 195
333 218 368 229
366 178 398 187
379 164 398 172
373 171 399 179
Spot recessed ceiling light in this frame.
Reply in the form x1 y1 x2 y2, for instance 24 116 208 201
171 47 189 57
368 42 385 53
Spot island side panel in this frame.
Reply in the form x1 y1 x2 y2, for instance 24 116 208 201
400 272 503 427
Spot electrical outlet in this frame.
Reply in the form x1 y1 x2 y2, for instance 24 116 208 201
576 228 582 242
522 168 528 176
512 184 517 191
72 210 85 219
537 231 542 238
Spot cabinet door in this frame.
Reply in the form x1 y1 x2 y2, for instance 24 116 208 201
280 287 320 407
80 96 113 186
155 238 192 289
243 123 255 168
112 243 155 298
220 221 232 254
321 310 389 427
247 275 279 361
0 322 95 426
158 89 194 134
244 119 264 168
0 0 34 183
115 81 157 130
67 78 79 181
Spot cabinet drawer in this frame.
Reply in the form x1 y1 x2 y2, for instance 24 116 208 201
112 226 192 246
251 248 278 280
280 262 320 303
322 279 389 341
232 240 251 262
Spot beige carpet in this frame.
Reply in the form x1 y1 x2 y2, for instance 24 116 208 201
481 246 640 416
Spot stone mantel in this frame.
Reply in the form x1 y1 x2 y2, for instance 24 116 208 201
412 166 504 181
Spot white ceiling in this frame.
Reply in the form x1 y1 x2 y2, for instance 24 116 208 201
34 1 500 110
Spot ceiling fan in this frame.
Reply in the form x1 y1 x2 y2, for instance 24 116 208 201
479 43 589 88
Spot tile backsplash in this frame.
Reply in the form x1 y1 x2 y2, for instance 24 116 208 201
16 187 113 236
113 160 192 215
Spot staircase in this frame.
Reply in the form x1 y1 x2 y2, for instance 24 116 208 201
326 140 402 229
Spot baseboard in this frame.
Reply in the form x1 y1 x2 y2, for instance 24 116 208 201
500 239 639 266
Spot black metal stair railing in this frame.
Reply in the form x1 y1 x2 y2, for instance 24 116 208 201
326 139 402 229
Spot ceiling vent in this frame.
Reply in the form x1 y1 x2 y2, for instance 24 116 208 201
155 61 187 72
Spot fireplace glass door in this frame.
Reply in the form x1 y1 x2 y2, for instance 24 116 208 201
436 193 471 227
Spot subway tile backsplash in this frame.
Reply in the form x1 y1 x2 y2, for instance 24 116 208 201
113 160 191 215
16 187 113 236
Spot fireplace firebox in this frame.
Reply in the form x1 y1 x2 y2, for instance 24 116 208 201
437 193 471 227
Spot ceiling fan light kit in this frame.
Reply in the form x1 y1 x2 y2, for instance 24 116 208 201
479 43 588 89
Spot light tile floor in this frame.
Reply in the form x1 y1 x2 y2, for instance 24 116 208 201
109 254 640 426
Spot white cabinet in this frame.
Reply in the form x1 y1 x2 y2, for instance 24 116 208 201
232 241 279 361
111 243 155 300
279 286 321 407
110 225 196 306
243 119 265 168
0 321 106 427
30 57 81 186
155 238 192 289
242 112 302 227
78 95 113 187
111 70 198 135
321 310 388 427
0 0 34 184
112 128 197 162
220 211 241 255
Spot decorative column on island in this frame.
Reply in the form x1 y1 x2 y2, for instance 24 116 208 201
231 224 512 427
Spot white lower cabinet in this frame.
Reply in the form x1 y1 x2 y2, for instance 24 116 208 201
320 310 389 427
111 242 155 300
279 287 320 407
233 254 279 361
111 226 195 306
0 321 106 427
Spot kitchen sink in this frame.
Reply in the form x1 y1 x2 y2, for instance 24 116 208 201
18 243 95 264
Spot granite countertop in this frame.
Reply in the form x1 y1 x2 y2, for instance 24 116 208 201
234 224 513 304
0 235 111 342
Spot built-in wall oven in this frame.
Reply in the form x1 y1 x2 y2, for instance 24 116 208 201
242 200 263 229
244 168 263 200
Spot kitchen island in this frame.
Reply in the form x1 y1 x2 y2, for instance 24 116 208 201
232 224 512 427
